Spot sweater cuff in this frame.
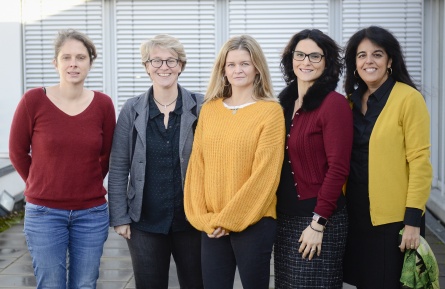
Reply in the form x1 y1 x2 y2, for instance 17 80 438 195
403 207 423 227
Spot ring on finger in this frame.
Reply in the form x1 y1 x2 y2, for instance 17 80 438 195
311 248 316 252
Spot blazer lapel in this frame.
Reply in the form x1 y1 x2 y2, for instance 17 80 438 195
133 89 150 150
179 85 197 157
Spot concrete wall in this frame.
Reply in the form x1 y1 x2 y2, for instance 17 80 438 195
0 0 22 157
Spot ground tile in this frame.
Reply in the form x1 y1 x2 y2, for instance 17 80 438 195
99 259 132 269
0 248 27 258
96 281 127 289
0 263 33 274
0 275 36 287
102 248 130 258
98 269 133 281
0 258 16 269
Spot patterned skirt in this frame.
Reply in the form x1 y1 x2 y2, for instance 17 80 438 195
274 207 348 289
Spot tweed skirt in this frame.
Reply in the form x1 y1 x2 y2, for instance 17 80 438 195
274 207 348 289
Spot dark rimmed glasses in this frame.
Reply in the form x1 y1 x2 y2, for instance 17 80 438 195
292 51 325 63
145 58 179 68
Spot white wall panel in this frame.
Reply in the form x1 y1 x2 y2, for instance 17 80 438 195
228 0 330 94
114 0 216 110
342 0 423 88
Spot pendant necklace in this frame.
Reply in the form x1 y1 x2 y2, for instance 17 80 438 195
154 96 178 109
227 103 254 114
224 97 255 115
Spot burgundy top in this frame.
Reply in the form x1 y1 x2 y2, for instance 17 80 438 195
287 91 353 218
9 87 116 210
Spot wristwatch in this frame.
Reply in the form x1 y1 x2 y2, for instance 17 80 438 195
312 213 328 226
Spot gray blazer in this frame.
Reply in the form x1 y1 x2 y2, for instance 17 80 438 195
108 85 203 227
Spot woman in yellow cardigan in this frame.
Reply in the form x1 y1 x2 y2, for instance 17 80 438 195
342 26 433 289
184 35 285 289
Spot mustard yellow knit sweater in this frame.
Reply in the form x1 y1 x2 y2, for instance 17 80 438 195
184 98 285 234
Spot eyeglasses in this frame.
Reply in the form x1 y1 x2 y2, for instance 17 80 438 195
145 58 179 68
292 51 325 63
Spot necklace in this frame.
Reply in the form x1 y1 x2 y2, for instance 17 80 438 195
223 101 255 114
153 96 178 109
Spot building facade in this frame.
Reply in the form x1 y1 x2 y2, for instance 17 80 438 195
0 0 444 221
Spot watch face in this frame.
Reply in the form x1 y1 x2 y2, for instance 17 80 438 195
316 216 328 226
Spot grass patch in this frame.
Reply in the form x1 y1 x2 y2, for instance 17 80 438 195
0 210 24 233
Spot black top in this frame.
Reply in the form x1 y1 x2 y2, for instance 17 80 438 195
346 77 422 228
132 90 193 234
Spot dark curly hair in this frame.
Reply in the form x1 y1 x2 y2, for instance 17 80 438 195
279 29 343 111
344 26 417 95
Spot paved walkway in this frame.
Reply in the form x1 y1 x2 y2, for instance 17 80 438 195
0 214 443 289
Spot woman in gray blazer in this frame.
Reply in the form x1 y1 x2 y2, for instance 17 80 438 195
108 34 204 289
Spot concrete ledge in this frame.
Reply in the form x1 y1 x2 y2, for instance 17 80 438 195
0 159 14 178
427 188 445 224
0 159 25 216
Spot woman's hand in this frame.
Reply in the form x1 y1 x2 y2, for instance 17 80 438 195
207 227 229 238
399 225 420 252
114 224 131 240
298 221 324 260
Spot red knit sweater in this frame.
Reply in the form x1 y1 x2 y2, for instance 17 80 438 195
9 87 116 210
287 91 353 218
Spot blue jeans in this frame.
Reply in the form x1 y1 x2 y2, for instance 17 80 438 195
23 202 109 289
127 227 203 289
201 217 276 289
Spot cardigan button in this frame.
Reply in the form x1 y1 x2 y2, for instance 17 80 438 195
297 195 300 198
291 172 294 174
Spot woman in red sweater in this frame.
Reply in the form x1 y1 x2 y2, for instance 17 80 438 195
274 29 353 289
9 29 115 289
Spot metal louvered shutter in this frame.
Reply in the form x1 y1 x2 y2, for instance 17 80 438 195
342 0 423 88
114 0 216 111
22 0 104 92
228 0 330 94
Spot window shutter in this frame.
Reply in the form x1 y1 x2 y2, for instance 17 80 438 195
114 0 216 111
22 0 104 92
342 0 423 87
228 0 330 94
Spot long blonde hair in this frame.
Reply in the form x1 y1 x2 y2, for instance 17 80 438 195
205 35 276 102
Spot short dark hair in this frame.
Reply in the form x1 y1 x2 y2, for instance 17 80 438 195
280 29 342 91
344 26 417 95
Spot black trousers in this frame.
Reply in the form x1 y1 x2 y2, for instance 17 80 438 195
201 217 276 289
127 228 203 289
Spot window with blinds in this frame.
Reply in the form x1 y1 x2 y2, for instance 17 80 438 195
22 0 104 92
114 0 216 111
21 0 424 106
228 0 330 94
341 0 423 88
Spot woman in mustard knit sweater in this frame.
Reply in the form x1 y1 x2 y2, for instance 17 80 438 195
342 26 433 289
184 35 285 289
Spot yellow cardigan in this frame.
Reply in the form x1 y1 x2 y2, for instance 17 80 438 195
367 82 432 226
184 98 285 234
